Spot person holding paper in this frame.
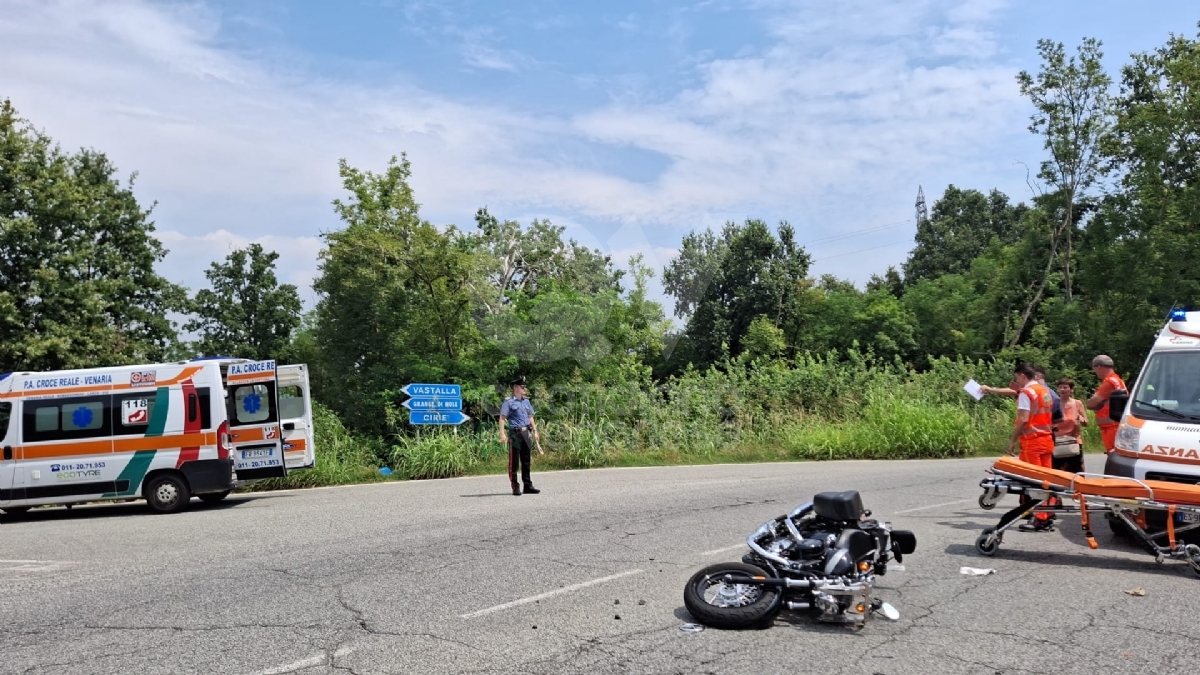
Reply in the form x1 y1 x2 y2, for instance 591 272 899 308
981 367 1062 425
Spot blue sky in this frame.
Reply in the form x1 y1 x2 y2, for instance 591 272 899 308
2 0 1198 317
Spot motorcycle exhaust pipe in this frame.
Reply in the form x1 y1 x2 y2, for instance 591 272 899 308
710 574 837 589
786 601 811 611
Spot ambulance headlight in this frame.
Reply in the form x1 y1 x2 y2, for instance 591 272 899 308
1115 424 1140 453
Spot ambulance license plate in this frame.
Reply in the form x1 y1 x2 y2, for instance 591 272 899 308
242 448 273 459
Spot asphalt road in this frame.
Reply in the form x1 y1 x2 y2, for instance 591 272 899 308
2 455 1197 675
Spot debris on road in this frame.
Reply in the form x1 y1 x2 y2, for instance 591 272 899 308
960 566 996 576
679 623 705 633
1124 587 1146 596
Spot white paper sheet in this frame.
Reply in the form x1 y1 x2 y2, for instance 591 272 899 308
963 379 984 401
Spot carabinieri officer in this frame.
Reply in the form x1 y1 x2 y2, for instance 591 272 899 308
500 378 542 496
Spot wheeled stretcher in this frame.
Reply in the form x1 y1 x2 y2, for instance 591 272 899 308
975 457 1200 577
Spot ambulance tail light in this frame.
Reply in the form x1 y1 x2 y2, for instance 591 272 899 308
217 420 231 459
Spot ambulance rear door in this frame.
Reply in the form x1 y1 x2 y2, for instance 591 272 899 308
277 364 315 470
225 360 287 481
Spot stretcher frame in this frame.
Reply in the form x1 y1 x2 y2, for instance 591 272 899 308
975 461 1200 578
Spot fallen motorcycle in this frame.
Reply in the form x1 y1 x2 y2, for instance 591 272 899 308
683 491 916 629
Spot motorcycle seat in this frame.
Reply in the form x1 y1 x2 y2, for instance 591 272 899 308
814 490 864 521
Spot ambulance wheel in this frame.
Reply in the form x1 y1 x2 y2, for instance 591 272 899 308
975 528 1000 557
144 474 191 514
1108 516 1133 539
198 490 231 504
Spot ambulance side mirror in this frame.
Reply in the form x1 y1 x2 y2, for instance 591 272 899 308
1109 390 1129 420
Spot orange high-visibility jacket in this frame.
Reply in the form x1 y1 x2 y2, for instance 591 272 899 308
1020 382 1054 439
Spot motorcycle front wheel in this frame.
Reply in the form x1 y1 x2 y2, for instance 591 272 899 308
683 562 783 629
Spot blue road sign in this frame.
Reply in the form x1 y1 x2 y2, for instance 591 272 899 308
409 411 471 425
402 397 463 411
401 383 461 398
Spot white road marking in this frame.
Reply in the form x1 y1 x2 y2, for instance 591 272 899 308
460 569 643 619
250 648 353 675
698 544 745 556
894 499 973 514
0 559 78 573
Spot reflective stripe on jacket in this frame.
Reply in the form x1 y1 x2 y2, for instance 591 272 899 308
1021 382 1054 439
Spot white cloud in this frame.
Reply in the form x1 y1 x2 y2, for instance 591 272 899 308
0 0 1033 297
156 230 325 308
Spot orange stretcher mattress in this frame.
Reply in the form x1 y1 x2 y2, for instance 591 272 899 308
992 457 1200 507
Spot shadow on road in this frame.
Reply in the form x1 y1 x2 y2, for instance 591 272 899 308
671 605 872 636
1 495 277 523
460 493 518 498
943 542 1193 578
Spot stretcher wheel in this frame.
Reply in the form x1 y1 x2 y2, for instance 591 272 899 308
978 493 998 510
1186 545 1200 579
975 528 1000 557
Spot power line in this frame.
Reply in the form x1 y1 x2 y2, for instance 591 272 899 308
811 237 912 261
801 219 910 248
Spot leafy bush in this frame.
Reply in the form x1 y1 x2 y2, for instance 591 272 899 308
248 401 384 490
394 432 477 479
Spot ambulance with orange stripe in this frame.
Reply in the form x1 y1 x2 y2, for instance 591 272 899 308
1106 308 1200 536
0 357 314 515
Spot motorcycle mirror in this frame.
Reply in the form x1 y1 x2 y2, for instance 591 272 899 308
877 602 900 621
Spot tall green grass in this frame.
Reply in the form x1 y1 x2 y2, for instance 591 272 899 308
250 354 1088 490
247 402 385 490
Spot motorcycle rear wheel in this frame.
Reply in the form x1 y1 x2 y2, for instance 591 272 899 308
683 562 783 630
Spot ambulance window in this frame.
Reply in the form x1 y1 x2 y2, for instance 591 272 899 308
114 394 156 432
35 406 59 432
0 402 11 441
61 401 105 431
197 387 213 429
23 395 112 442
279 385 305 420
233 384 273 424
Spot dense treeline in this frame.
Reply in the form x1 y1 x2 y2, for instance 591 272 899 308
4 29 1200 479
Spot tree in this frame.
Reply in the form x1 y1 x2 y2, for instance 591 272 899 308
1012 38 1112 342
312 155 478 433
469 208 621 315
743 315 786 360
1074 28 1200 375
663 220 811 366
184 243 302 360
0 99 186 373
903 185 1026 283
794 276 916 360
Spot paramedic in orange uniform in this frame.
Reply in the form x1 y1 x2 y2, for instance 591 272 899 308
1086 355 1126 453
1006 362 1057 531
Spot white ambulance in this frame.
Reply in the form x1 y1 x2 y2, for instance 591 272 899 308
0 358 314 515
1105 307 1200 537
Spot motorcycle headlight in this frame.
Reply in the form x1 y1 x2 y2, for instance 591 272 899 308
1115 423 1140 453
